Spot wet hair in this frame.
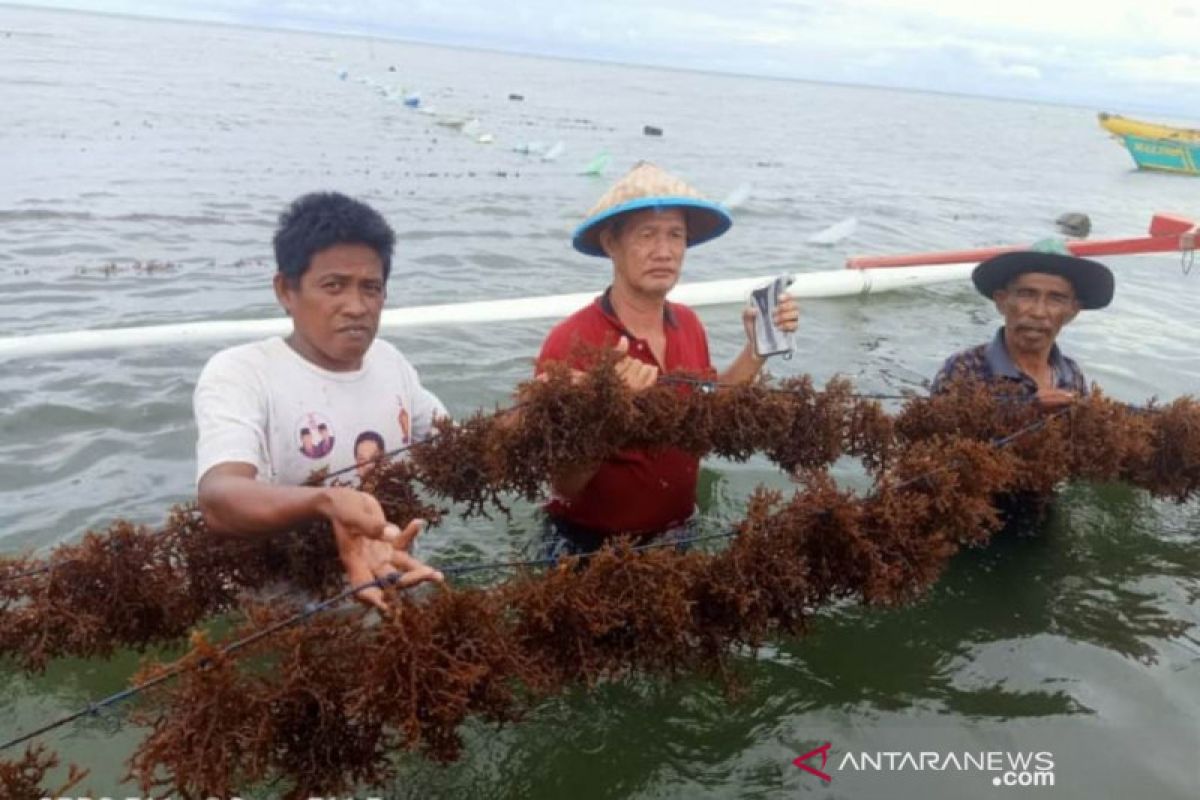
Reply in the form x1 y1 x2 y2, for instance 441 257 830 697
273 192 395 284
354 430 385 453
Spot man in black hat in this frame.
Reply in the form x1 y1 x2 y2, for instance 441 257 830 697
931 241 1115 407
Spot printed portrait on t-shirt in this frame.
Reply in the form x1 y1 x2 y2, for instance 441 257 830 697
354 430 386 479
295 412 336 460
397 398 411 445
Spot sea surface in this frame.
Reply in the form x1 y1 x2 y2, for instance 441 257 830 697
1 5 1199 798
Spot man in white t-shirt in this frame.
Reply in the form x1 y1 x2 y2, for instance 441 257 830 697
194 192 444 609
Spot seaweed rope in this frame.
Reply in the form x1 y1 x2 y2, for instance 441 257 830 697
0 400 531 587
0 377 1013 588
0 406 1071 754
0 527 737 753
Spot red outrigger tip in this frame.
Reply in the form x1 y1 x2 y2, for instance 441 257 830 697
846 214 1197 269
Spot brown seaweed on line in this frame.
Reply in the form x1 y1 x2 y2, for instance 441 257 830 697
2 370 1199 673
120 389 1200 798
119 437 1021 799
0 366 874 670
0 744 87 799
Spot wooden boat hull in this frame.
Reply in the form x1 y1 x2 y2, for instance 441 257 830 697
1098 112 1200 143
1121 134 1200 175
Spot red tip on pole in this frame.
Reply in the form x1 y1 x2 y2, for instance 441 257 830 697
846 215 1197 270
1149 214 1195 237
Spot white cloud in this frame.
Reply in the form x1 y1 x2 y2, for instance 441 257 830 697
994 63 1042 80
1112 53 1200 86
16 0 1200 115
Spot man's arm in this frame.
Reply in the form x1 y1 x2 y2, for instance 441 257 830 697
198 462 366 536
198 463 442 609
719 293 799 385
539 336 658 501
718 343 768 385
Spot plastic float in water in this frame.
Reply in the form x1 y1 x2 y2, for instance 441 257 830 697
581 150 611 176
513 141 546 155
721 182 752 209
1056 212 1092 238
807 217 858 245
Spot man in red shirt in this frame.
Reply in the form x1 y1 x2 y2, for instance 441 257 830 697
536 162 799 556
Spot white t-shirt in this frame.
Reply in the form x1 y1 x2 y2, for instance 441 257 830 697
194 336 446 486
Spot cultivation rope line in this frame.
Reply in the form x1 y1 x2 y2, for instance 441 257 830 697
0 525 744 753
4 373 1198 797
1 369 1184 682
0 400 535 587
0 405 1074 754
0 370 1141 590
890 407 1073 493
655 373 1051 404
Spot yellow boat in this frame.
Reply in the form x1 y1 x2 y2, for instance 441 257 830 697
1098 112 1200 142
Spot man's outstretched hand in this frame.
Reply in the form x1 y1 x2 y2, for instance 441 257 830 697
322 488 443 610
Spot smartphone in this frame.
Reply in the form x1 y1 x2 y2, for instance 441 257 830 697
749 275 795 359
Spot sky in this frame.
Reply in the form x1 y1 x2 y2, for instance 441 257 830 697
13 0 1200 117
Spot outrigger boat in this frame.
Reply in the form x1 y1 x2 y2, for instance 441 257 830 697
1112 134 1200 176
1098 112 1200 143
0 214 1194 360
1098 113 1200 176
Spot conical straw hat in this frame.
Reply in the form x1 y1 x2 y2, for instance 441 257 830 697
572 161 732 257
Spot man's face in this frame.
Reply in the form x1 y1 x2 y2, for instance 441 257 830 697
994 272 1080 355
274 243 387 371
601 208 687 298
355 438 383 477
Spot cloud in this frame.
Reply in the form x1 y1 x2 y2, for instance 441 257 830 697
994 63 1042 80
16 0 1200 115
1112 53 1200 86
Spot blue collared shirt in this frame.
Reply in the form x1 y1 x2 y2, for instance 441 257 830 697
931 327 1088 396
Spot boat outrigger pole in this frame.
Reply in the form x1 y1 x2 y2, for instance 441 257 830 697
847 213 1195 269
0 215 1193 361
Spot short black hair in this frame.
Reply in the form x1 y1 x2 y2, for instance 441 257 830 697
354 430 385 451
273 192 395 283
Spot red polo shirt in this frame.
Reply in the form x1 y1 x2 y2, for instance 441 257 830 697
535 287 715 536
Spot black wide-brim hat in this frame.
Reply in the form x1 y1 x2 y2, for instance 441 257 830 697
972 250 1114 310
